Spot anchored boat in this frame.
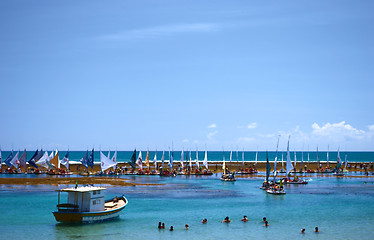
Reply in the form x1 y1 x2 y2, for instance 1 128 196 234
53 185 128 223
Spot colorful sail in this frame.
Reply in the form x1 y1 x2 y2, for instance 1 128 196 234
145 150 150 169
80 151 89 169
203 150 208 169
10 152 20 169
49 150 59 169
100 151 117 171
28 149 40 169
19 149 27 170
136 151 143 171
60 151 70 170
4 151 14 168
286 136 294 176
88 149 94 169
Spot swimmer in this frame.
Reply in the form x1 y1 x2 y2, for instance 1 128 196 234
185 224 189 230
263 217 267 222
169 226 174 231
201 218 207 224
315 227 319 232
264 221 269 227
301 228 305 234
241 215 248 222
222 216 231 223
158 222 162 229
161 223 165 229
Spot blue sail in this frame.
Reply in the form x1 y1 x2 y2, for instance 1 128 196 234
28 149 43 169
88 149 94 169
129 149 137 170
4 151 14 168
80 151 89 169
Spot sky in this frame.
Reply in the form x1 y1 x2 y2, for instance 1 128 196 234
0 0 373 151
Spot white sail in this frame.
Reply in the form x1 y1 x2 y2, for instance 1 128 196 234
180 149 184 168
327 145 329 165
10 152 20 169
273 135 280 178
281 152 284 170
100 151 116 171
195 150 199 168
189 151 192 168
230 150 232 162
294 151 297 169
301 151 304 170
36 151 50 169
61 151 70 170
286 136 294 175
222 151 226 175
255 151 258 166
136 151 143 171
344 154 348 169
153 151 157 168
111 151 117 170
107 151 111 159
203 150 208 169
242 151 244 164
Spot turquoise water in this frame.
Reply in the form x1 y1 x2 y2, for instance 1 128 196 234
1 151 374 163
0 175 373 240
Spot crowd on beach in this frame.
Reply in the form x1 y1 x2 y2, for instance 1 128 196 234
157 216 320 234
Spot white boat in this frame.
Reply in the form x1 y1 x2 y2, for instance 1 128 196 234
53 185 128 223
266 188 286 195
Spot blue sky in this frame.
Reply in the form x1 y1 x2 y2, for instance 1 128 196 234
1 0 373 151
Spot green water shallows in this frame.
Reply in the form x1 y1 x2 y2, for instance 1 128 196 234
1 151 374 163
0 175 373 240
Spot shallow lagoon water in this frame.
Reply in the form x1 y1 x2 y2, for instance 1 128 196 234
0 175 373 240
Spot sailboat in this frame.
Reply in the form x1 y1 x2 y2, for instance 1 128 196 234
333 148 344 176
221 150 235 181
284 136 307 184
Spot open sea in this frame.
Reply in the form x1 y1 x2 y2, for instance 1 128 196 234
0 173 373 240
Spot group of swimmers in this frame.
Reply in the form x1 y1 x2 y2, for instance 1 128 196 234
159 217 320 233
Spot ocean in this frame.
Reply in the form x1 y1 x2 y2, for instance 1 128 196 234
1 150 374 163
0 174 373 240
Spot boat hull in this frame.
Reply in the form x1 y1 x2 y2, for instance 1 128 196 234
53 198 127 223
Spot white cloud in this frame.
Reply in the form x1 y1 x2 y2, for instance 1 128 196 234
247 122 257 129
208 123 217 128
368 125 374 131
207 130 218 140
182 139 189 143
99 23 218 41
312 121 365 138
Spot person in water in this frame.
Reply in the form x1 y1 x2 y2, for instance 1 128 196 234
315 227 319 232
301 228 305 234
201 218 207 224
169 226 173 231
222 216 231 223
264 221 269 227
241 216 248 222
158 222 162 229
263 217 267 222
161 223 165 229
185 224 189 230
